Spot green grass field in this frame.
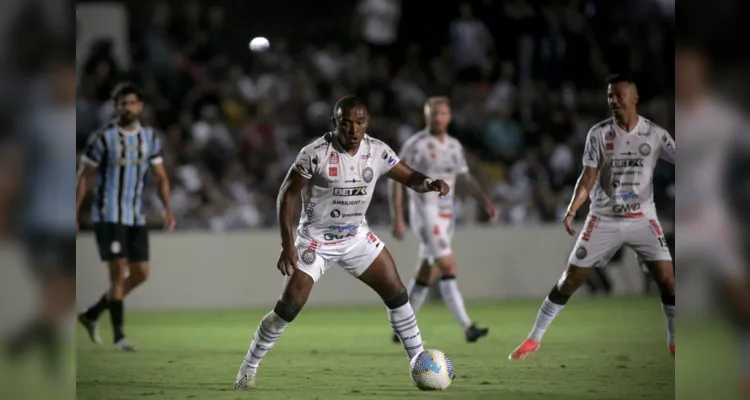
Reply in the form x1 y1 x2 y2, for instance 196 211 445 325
72 296 690 400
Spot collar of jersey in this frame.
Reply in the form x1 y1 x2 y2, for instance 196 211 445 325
117 121 142 136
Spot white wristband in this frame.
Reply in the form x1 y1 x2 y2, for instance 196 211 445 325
423 178 433 191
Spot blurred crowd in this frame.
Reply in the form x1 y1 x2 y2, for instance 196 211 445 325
76 0 675 231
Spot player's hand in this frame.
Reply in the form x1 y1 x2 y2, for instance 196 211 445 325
427 179 450 197
163 210 176 231
563 211 576 236
392 219 406 240
483 202 499 223
277 245 299 276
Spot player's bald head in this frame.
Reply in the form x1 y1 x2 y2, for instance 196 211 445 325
333 95 368 118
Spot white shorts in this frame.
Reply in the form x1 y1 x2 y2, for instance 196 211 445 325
568 214 672 268
295 230 384 282
411 216 454 262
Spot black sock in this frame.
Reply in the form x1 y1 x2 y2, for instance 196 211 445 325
84 294 109 321
109 300 125 342
661 292 675 306
548 285 572 306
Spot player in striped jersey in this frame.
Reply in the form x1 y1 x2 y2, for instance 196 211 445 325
76 83 175 352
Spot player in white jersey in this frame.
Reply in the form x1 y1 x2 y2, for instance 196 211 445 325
388 97 497 343
675 40 750 395
234 96 450 390
509 74 676 360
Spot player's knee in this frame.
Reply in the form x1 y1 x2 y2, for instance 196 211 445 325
130 267 149 284
273 300 301 323
558 266 588 293
416 263 433 283
384 290 409 310
435 258 456 276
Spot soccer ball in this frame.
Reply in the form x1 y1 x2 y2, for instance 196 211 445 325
409 349 455 390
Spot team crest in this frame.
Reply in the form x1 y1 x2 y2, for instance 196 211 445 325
362 167 374 183
110 241 121 254
301 249 316 264
329 152 339 165
605 131 616 141
575 246 587 259
639 143 651 156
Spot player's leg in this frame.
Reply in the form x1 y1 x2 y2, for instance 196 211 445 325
433 254 488 342
626 218 675 355
393 259 434 343
6 235 75 374
235 248 323 390
78 223 127 345
407 259 435 314
510 215 622 359
342 232 424 359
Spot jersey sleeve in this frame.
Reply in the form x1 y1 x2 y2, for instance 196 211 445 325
455 142 470 174
657 127 675 164
377 142 401 176
292 147 318 179
582 127 600 168
150 130 164 165
81 132 106 167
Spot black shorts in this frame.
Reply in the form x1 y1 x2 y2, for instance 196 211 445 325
93 223 149 262
25 232 75 278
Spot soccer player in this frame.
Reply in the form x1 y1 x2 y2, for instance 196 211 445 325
675 40 750 394
234 96 450 390
3 50 76 376
509 74 676 359
388 96 497 343
76 83 175 352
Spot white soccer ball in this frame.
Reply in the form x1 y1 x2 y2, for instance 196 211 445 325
249 37 270 52
409 349 455 390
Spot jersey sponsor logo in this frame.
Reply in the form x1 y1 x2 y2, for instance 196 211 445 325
606 143 614 152
327 224 359 232
330 209 363 218
305 201 316 217
613 170 641 176
314 142 328 149
662 135 675 156
611 158 644 168
637 130 650 137
638 143 651 156
362 167 374 183
324 232 355 241
344 178 362 183
612 180 640 188
329 167 338 176
361 153 371 159
581 215 598 241
333 199 366 205
367 232 378 243
613 192 639 201
333 187 367 196
382 151 388 159
612 203 641 214
387 156 397 167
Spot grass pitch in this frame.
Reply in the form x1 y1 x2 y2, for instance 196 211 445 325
72 296 695 399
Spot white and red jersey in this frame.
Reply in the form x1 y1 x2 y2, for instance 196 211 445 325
582 116 675 218
291 132 400 245
399 130 469 222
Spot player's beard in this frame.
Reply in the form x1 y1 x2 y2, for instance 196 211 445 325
119 113 138 126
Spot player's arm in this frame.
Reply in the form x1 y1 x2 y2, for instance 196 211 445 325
0 142 24 236
564 129 600 234
565 166 597 217
658 128 675 165
148 133 175 230
387 177 405 222
77 133 106 232
277 169 309 248
386 161 448 194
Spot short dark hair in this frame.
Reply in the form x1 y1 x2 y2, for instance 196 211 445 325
111 82 143 102
606 73 637 86
333 95 367 117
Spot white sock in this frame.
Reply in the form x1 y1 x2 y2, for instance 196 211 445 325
438 277 471 329
388 303 424 359
528 297 565 342
661 303 675 347
407 278 430 314
243 311 289 369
